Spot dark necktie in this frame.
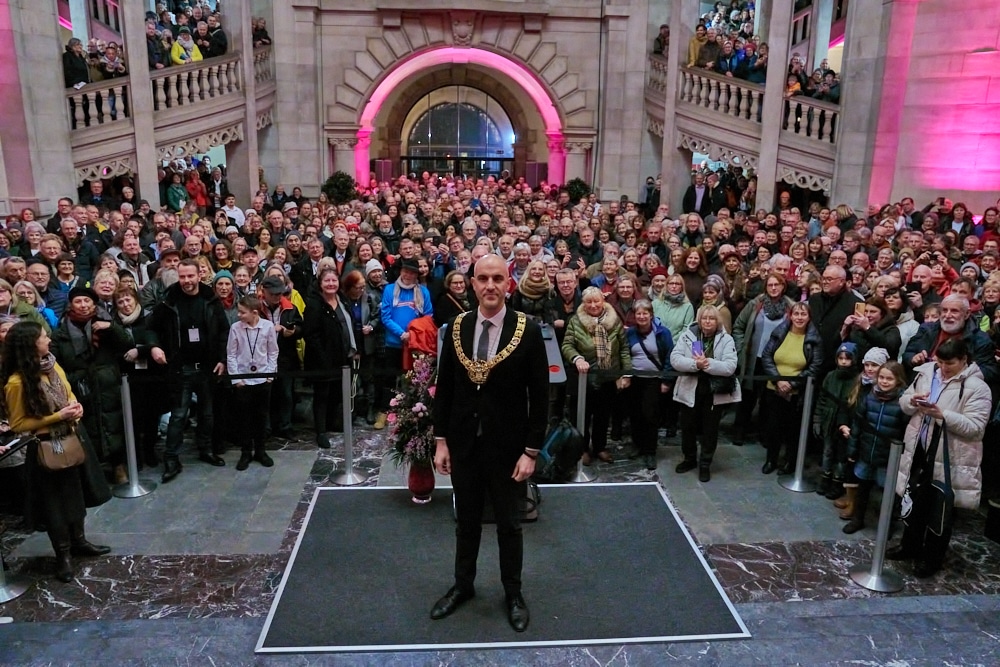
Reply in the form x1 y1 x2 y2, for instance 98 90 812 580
477 320 492 360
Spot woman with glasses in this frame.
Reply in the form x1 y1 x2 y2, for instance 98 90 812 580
731 272 794 446
433 270 474 328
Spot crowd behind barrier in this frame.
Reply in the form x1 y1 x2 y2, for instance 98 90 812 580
2 149 1000 583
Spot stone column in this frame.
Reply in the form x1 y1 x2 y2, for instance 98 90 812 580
546 132 566 188
222 0 259 205
755 0 770 42
565 142 592 183
831 0 917 208
512 142 527 181
68 0 88 41
330 137 357 177
386 139 402 178
119 0 159 206
754 0 795 212
354 129 372 186
660 0 701 214
809 0 834 70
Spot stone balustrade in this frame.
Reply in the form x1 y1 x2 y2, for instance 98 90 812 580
782 95 839 144
64 78 131 130
150 52 244 112
647 53 668 96
677 66 765 125
254 45 274 86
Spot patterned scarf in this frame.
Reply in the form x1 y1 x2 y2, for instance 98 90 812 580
592 311 611 369
761 295 787 321
38 354 72 438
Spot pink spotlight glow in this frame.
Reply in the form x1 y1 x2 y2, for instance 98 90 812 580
59 17 73 31
354 47 564 184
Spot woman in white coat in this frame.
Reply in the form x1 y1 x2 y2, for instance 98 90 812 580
670 304 741 482
890 338 992 578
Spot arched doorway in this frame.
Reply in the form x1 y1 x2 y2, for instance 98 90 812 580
401 85 515 180
353 47 566 186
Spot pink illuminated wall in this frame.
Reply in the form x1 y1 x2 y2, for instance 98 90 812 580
887 0 1000 210
354 47 564 184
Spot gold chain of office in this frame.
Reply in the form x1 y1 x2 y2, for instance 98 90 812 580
452 311 526 385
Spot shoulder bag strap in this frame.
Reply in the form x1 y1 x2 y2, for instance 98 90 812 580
635 335 664 371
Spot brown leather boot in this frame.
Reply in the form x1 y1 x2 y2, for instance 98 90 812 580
838 485 857 519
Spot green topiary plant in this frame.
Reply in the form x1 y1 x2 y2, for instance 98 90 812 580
321 171 359 205
565 177 591 205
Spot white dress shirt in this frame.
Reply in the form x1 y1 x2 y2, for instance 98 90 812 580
474 305 506 360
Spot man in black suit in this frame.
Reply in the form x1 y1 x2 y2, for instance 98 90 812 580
682 173 713 218
431 254 549 633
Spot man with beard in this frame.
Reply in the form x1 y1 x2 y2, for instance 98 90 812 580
147 259 231 482
902 295 999 387
25 258 68 319
139 247 181 312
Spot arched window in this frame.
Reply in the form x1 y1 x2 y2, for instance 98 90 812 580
405 86 514 158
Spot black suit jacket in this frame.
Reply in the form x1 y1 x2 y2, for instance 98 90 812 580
682 185 713 217
433 309 549 468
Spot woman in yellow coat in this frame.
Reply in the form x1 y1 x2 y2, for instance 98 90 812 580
171 26 203 66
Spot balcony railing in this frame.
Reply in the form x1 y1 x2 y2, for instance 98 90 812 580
254 45 274 85
646 53 668 95
677 66 765 125
782 96 839 144
64 77 131 130
150 52 244 112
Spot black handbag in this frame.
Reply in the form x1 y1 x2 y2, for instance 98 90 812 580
901 422 955 538
708 374 737 395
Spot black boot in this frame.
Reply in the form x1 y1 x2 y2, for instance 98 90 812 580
70 521 110 557
816 473 833 496
254 443 274 467
49 528 74 583
843 481 873 534
236 449 253 471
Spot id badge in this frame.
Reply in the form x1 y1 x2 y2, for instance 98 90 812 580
188 327 201 343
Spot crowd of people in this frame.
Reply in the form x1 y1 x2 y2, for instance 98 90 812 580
0 159 998 583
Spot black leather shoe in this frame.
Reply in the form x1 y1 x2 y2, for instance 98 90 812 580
71 541 111 557
506 592 530 632
54 550 74 583
698 464 711 483
198 452 226 467
430 585 474 620
762 461 777 474
161 459 182 483
675 459 697 474
236 453 252 471
913 560 940 578
316 433 332 449
254 450 274 467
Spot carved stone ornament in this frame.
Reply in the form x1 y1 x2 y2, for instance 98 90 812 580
677 132 759 170
646 115 664 138
451 12 475 46
328 137 359 149
75 155 135 186
156 123 245 162
778 165 832 194
256 110 273 131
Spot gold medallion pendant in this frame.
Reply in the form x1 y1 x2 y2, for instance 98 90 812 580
452 312 527 385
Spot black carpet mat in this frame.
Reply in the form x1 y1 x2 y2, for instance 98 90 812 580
257 483 748 652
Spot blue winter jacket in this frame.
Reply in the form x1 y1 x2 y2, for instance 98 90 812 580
625 318 674 375
846 387 907 468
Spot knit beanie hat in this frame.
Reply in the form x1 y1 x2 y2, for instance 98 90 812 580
836 342 858 363
364 259 383 276
213 269 234 285
862 347 889 366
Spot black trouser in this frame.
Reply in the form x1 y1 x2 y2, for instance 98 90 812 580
234 383 271 454
451 441 525 597
630 377 665 456
762 388 804 465
733 358 767 437
165 367 215 459
679 390 724 465
312 378 344 435
269 372 295 433
569 379 615 454
378 347 404 411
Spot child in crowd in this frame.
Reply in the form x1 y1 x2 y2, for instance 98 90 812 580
835 347 890 519
815 342 860 498
226 295 279 471
923 304 941 323
842 360 909 534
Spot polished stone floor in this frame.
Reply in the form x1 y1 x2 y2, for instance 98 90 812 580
2 417 1000 665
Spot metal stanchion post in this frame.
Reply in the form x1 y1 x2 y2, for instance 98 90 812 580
114 374 157 499
0 555 30 604
568 372 596 483
850 439 905 592
779 375 817 492
332 365 368 486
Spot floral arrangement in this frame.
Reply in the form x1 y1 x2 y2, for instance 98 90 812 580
388 355 437 467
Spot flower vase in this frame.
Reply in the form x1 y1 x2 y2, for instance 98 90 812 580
408 462 435 504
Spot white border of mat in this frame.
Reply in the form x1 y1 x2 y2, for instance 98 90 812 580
255 482 751 653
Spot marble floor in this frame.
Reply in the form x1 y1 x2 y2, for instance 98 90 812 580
2 420 1000 665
